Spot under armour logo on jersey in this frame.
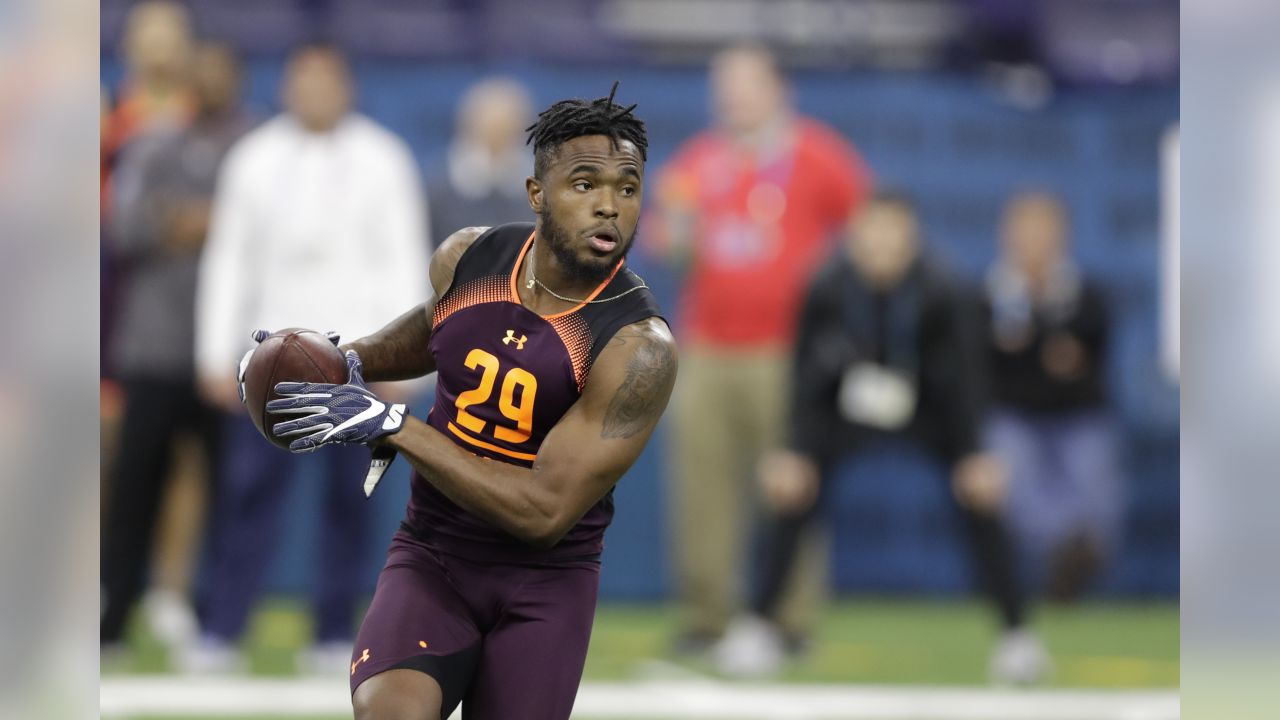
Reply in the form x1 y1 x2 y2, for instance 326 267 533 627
503 330 528 350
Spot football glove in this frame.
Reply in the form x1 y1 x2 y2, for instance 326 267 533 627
266 349 408 453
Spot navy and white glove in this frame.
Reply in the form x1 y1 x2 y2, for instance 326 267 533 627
236 329 341 405
266 349 408 453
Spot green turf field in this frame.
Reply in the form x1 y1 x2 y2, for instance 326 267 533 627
105 596 1177 689
103 598 1179 719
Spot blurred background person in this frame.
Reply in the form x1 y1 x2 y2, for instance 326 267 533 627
101 0 194 168
733 192 1047 683
99 0 195 657
101 41 255 657
425 76 532 244
984 191 1120 600
101 0 195 452
651 43 873 658
102 0 195 364
191 42 429 675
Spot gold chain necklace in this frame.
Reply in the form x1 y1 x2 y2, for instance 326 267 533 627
524 243 649 305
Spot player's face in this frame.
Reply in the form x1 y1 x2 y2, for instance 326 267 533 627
531 134 644 283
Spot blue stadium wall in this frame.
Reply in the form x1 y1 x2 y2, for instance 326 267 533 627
102 58 1180 600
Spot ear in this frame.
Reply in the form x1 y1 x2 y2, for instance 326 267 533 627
526 176 543 213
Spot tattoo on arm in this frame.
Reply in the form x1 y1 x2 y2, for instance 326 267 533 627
601 332 676 439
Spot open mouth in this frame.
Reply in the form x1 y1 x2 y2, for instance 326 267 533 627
587 229 619 253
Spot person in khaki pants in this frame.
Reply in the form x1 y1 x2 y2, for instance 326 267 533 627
649 43 872 668
669 349 829 652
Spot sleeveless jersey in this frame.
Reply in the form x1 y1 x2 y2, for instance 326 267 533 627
404 222 664 562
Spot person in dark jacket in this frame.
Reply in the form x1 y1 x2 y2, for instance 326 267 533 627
984 191 1120 600
716 191 1048 684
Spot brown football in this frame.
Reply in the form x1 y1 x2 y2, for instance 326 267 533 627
241 328 348 449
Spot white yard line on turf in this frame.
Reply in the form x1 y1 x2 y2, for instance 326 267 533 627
99 677 1179 720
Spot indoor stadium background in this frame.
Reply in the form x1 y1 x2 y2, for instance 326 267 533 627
99 1 1179 718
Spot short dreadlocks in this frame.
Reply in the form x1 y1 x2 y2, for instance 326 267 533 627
525 81 648 179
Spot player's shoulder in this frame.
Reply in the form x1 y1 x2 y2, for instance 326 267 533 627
428 222 533 297
591 317 678 393
603 317 676 365
446 222 533 264
616 316 676 348
577 261 666 352
429 226 489 298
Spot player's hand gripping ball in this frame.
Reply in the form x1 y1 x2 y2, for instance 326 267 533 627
267 349 409 453
238 328 347 450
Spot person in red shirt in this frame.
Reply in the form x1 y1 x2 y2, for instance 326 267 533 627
650 43 872 660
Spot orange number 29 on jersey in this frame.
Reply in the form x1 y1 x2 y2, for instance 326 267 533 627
454 349 538 444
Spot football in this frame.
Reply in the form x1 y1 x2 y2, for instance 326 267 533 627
240 328 348 450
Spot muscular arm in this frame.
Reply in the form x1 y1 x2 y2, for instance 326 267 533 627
340 226 486 382
381 317 678 549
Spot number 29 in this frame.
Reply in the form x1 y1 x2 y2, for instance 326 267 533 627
453 348 538 443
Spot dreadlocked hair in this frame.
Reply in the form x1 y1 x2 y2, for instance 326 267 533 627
525 81 648 178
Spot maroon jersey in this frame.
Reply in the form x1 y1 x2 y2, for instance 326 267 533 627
404 223 663 562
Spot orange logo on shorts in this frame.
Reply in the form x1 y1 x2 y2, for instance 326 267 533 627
350 648 371 676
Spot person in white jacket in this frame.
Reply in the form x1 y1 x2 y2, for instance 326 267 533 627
189 42 430 675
